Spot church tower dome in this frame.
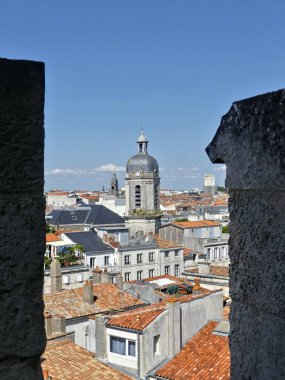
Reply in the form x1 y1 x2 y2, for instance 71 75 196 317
125 131 161 238
126 131 159 174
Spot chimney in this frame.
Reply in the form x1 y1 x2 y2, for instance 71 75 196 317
52 316 66 335
192 277 202 294
167 299 181 358
115 273 123 290
44 312 52 338
83 280 94 304
44 313 66 338
101 268 111 284
50 259 62 293
93 266 102 284
95 315 108 361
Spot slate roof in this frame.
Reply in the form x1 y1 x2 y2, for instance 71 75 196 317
47 204 125 226
64 231 114 253
155 321 230 380
42 339 131 380
44 283 143 320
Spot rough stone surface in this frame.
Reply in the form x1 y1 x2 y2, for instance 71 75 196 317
206 89 285 379
0 58 45 379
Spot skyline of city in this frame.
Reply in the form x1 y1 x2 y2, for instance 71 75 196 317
1 1 284 190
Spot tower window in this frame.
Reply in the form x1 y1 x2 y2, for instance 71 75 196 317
135 185 141 208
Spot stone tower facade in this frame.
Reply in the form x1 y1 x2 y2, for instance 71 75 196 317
110 173 119 196
203 174 216 195
125 131 161 237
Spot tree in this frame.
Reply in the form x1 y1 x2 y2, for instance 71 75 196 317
46 223 55 234
222 225 229 233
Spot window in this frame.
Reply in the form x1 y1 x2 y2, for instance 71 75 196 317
110 336 125 355
104 256 109 266
175 264 180 277
90 257 96 268
124 255 131 265
175 250 179 257
124 272 131 282
137 270 143 280
149 252 154 262
165 265 170 275
149 269 154 278
164 251 169 258
135 185 141 208
110 336 136 357
128 340 136 357
153 335 160 356
137 253 142 264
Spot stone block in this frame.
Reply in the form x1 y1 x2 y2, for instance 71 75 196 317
0 58 45 379
0 58 44 193
231 301 285 380
229 190 285 318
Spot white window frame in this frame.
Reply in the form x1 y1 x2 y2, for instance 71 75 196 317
124 272 131 282
124 255 131 265
109 336 136 357
137 270 143 280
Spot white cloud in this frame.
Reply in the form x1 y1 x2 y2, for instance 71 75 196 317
45 163 125 177
95 164 125 173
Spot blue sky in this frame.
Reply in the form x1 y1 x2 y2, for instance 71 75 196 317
1 0 285 191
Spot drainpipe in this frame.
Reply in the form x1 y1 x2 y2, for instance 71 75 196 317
137 331 141 380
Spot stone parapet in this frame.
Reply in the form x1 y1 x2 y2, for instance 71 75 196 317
207 89 285 379
0 58 45 379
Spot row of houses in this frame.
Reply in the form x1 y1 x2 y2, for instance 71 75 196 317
43 272 229 379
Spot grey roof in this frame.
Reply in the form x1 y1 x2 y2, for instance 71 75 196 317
126 153 159 173
64 231 114 253
47 204 125 226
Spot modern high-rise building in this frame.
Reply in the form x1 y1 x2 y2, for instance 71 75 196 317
125 131 161 237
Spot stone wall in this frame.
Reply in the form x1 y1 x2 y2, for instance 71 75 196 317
0 58 45 379
207 89 285 379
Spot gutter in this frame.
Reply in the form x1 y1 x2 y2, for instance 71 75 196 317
181 271 229 281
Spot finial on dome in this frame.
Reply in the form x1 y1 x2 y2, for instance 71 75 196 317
137 126 148 153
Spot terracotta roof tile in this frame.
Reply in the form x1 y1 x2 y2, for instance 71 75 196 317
42 339 131 380
171 220 221 229
155 321 230 380
153 234 183 249
107 304 166 331
107 290 222 332
44 284 143 320
46 234 63 243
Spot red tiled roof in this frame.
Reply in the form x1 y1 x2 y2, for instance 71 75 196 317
46 234 62 243
171 220 221 229
155 321 230 380
42 339 131 380
153 234 183 249
47 191 69 196
44 284 143 320
107 304 166 331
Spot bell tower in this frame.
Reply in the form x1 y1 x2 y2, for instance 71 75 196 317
125 131 161 238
